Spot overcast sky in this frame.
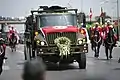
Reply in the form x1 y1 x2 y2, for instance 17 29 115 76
0 0 119 17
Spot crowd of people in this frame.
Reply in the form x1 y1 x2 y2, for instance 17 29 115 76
86 20 118 43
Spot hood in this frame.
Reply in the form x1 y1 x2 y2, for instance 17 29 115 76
41 26 79 34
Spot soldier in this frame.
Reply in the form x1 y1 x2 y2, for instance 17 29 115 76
81 23 90 43
103 20 117 41
90 22 103 50
91 22 103 38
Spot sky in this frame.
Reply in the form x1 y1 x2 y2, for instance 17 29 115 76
0 0 120 17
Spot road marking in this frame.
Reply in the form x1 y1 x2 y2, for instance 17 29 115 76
6 46 24 54
86 61 95 65
2 65 10 70
16 50 24 54
17 65 24 70
3 59 6 64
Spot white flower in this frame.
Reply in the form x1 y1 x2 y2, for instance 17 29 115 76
54 37 71 58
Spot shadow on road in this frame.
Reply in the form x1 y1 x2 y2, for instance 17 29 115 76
17 61 79 71
46 62 79 71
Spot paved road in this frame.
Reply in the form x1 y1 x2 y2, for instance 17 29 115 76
0 44 120 80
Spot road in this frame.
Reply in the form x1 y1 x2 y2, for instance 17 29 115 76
0 44 120 80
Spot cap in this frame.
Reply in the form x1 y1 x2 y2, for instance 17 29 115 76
95 22 99 25
107 20 110 23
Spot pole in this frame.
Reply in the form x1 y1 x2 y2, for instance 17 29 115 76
81 0 83 12
90 18 91 25
117 0 119 40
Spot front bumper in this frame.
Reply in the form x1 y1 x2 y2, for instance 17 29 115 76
36 43 88 55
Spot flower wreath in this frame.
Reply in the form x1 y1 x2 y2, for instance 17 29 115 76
54 37 71 58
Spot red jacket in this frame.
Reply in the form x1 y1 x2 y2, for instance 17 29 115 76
8 30 17 39
103 25 117 40
91 26 103 38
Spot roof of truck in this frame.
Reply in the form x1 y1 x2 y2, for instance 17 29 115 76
35 12 76 16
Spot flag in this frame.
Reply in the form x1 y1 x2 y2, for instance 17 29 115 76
89 8 92 19
100 7 104 25
100 7 104 17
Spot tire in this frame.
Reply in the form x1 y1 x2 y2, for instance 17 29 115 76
118 58 120 63
0 66 2 75
24 45 27 60
78 53 86 69
12 49 13 52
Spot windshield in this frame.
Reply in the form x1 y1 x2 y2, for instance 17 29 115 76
39 14 77 27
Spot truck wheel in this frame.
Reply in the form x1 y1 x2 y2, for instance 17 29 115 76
24 45 27 60
78 53 86 69
0 67 2 75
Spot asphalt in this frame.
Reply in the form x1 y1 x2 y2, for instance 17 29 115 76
0 44 120 80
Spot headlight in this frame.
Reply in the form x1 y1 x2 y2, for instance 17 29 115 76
36 40 40 44
83 39 86 42
35 32 38 36
41 41 45 46
78 40 83 44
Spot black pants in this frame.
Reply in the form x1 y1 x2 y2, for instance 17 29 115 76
0 54 5 75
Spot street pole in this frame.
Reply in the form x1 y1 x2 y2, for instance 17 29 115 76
117 0 119 40
81 0 83 12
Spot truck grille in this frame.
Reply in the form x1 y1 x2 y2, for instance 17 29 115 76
46 32 77 45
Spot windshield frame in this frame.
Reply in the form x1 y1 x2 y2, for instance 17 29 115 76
36 13 77 28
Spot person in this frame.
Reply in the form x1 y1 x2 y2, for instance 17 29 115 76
22 58 46 80
90 22 103 50
103 20 117 41
0 38 6 75
8 26 19 44
91 22 103 38
81 23 90 43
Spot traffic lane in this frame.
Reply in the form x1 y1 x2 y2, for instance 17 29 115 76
4 45 24 70
0 44 120 80
0 45 24 80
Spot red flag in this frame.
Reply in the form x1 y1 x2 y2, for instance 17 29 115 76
89 8 92 19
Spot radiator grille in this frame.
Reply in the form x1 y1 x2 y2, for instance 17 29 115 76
46 32 77 45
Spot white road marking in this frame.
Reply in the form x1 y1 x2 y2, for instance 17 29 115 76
2 65 10 70
3 59 6 64
16 50 24 54
6 46 24 54
86 61 95 65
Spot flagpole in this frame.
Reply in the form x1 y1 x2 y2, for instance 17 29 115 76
81 0 83 12
100 7 103 25
117 0 119 40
